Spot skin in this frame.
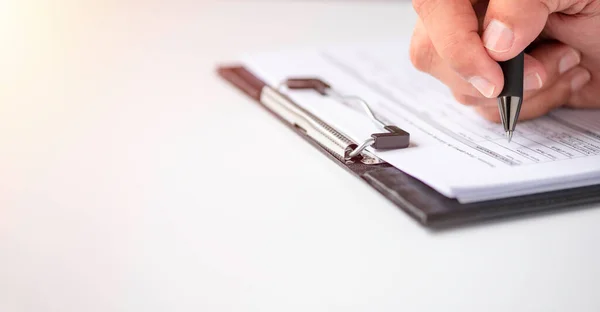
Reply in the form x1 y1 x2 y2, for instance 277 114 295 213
409 0 600 122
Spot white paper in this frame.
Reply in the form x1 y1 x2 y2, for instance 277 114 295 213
241 39 600 203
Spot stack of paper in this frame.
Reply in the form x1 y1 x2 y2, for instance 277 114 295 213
240 39 600 203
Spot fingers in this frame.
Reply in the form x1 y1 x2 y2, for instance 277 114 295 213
409 17 545 99
475 66 592 122
410 0 588 101
522 53 545 92
565 69 594 108
409 0 591 113
409 18 437 75
482 0 549 60
482 0 585 61
511 42 582 97
452 53 547 102
410 18 487 98
448 42 582 106
412 0 504 98
527 41 581 88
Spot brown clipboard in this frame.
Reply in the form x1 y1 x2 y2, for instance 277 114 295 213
216 64 600 229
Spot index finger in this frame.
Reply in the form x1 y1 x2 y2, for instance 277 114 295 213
412 0 504 98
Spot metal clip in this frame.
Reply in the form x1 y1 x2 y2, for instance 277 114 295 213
281 78 410 158
260 84 360 163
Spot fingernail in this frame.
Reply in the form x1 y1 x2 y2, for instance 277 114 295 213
468 76 496 98
571 69 591 91
559 49 581 74
524 72 543 90
483 19 514 53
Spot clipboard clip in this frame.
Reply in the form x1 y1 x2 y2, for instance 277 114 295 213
280 78 410 158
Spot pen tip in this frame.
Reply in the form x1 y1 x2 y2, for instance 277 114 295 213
506 131 513 143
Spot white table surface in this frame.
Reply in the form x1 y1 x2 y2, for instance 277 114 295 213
1 1 599 311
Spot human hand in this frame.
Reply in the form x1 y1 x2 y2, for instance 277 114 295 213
409 0 600 122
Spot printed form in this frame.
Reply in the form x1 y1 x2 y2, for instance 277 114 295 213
242 39 600 203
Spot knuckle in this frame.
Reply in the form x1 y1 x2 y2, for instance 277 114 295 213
542 0 590 13
439 30 478 74
539 0 557 12
412 0 440 20
583 0 600 14
409 45 421 70
439 30 467 61
570 0 589 12
409 37 435 73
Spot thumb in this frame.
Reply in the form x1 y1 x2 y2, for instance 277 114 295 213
482 0 576 61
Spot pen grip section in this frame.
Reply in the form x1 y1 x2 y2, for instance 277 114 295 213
498 52 524 97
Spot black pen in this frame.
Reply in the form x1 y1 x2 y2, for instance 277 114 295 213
497 51 524 143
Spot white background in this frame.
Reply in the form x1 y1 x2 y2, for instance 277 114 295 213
1 1 599 311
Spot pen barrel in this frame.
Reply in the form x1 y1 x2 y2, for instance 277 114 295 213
498 52 524 97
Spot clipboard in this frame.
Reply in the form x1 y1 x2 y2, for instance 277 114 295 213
216 64 600 228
